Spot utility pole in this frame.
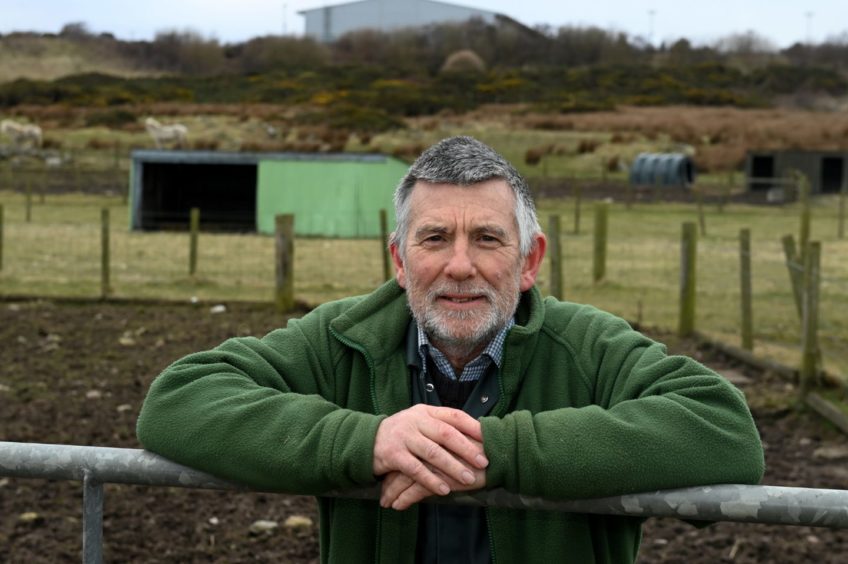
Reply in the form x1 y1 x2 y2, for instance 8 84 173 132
805 11 814 44
648 9 656 46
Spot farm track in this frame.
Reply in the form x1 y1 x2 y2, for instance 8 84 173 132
1 299 846 563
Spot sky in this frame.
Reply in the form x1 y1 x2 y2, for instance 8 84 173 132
2 0 847 49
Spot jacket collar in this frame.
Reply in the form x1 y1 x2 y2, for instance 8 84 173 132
329 279 546 414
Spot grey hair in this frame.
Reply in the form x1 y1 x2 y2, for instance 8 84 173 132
390 136 541 258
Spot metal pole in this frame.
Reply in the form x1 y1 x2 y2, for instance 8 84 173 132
83 471 104 564
4 442 848 528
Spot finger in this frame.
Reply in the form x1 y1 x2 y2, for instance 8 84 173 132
417 417 488 472
391 482 434 511
395 449 452 496
428 407 485 442
380 472 415 508
408 434 477 487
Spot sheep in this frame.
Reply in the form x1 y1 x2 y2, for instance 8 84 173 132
1 119 43 149
144 117 188 149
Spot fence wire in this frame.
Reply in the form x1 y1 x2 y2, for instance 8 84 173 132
0 185 846 378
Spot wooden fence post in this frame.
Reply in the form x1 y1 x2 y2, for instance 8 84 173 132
678 221 697 337
695 186 707 237
25 176 32 222
592 202 608 283
799 241 821 400
101 208 110 299
739 228 753 350
0 204 4 271
781 234 803 319
573 185 582 235
275 214 295 312
38 170 45 204
797 172 811 263
379 209 391 282
188 208 200 277
548 215 563 299
839 176 846 240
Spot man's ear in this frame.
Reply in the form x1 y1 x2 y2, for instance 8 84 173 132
519 233 547 292
389 238 407 288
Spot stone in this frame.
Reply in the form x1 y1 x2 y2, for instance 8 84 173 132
249 520 278 535
813 446 848 460
283 515 313 529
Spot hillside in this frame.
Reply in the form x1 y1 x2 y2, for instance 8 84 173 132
0 33 164 83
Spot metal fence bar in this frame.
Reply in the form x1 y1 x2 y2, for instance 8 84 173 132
4 441 848 530
83 471 104 564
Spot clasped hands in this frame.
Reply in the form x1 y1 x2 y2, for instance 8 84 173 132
372 404 488 511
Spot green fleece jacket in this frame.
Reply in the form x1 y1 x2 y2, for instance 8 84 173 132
136 281 764 563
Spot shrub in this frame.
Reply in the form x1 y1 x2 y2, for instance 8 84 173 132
577 139 600 154
440 50 486 74
84 109 137 129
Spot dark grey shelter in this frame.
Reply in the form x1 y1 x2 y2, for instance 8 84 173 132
629 153 695 188
746 150 847 194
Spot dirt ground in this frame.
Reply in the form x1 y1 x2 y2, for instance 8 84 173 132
1 299 847 563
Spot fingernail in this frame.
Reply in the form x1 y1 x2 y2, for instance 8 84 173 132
462 471 474 485
439 483 450 495
476 455 489 467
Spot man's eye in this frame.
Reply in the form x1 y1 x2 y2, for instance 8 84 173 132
479 235 500 244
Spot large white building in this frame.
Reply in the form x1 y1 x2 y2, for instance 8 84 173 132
299 0 500 43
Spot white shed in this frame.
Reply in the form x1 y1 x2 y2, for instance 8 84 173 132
299 0 500 42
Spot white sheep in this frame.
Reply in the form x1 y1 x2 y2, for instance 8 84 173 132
145 117 188 149
1 119 43 149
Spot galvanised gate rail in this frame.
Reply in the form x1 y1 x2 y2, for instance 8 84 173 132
3 442 848 563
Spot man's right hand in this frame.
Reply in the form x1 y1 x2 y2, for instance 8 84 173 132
372 404 488 497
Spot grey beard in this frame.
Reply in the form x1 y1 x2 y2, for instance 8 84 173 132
409 281 519 362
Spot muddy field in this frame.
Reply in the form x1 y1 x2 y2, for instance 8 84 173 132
1 299 847 563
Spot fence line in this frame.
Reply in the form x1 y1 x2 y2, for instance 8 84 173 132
3 441 848 564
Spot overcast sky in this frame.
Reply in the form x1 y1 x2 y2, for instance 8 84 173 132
3 0 847 48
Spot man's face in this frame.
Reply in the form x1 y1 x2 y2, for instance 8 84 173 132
391 180 545 356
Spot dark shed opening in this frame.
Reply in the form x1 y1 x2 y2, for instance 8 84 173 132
749 155 774 191
139 162 257 231
821 157 844 194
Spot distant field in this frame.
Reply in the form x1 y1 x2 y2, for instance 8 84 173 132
0 190 845 380
4 104 848 186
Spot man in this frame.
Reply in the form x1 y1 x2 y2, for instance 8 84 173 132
137 136 764 563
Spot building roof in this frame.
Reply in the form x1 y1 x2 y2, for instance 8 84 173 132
297 0 500 17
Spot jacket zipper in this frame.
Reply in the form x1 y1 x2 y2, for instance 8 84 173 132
328 325 384 564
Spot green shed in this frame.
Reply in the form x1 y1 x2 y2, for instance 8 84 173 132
129 150 409 237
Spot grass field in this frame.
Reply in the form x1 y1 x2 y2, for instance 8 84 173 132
1 189 845 380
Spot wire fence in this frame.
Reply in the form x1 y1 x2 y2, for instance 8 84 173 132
0 179 846 378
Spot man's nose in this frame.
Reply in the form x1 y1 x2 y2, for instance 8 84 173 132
443 241 476 280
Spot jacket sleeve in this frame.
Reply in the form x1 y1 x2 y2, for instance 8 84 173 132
481 305 765 500
136 310 383 493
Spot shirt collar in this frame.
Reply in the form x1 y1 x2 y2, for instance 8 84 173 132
415 318 514 382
